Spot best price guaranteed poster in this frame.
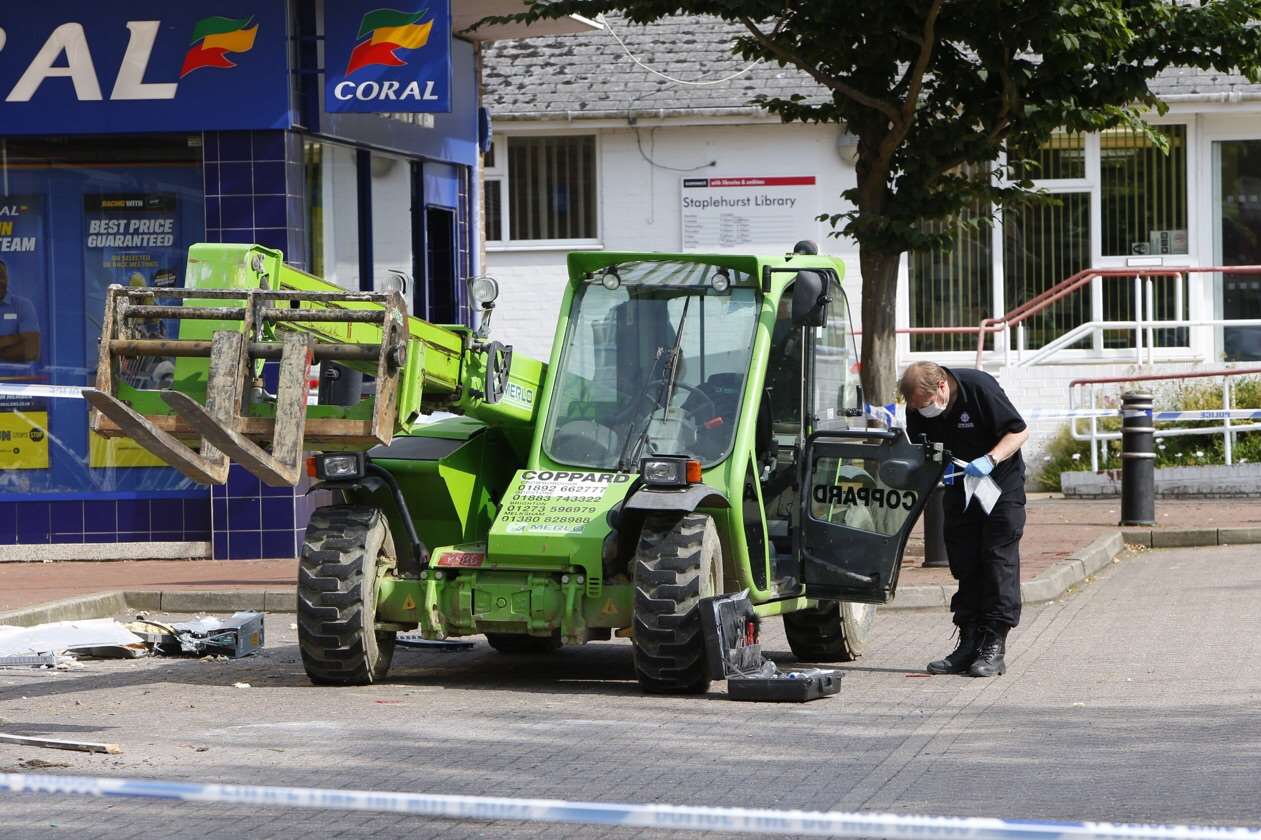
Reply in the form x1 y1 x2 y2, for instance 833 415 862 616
0 195 49 472
83 193 183 469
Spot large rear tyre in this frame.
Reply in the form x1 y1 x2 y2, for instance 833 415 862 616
783 600 875 662
297 506 397 686
632 512 722 694
485 631 563 655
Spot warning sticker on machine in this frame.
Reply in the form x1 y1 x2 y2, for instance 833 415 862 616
495 470 631 535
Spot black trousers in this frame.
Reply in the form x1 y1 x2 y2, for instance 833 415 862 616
942 485 1025 629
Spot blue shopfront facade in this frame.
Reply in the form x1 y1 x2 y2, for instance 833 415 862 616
0 1 497 557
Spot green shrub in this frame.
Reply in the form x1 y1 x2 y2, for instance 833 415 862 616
1035 376 1261 491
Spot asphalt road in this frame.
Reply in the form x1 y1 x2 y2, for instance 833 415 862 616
0 543 1259 839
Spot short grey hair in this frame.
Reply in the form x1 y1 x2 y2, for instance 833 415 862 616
898 361 947 401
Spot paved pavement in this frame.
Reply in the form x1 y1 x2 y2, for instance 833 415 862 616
0 543 1258 838
900 494 1261 585
0 559 295 612
3 496 1259 612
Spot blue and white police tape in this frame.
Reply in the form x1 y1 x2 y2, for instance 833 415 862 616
0 383 88 399
2 773 1259 839
1153 409 1261 422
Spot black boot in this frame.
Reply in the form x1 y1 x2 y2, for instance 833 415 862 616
969 624 1008 677
926 622 979 675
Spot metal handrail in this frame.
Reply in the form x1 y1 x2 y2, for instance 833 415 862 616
1069 365 1261 471
853 266 1261 376
1068 366 1261 389
972 264 1261 367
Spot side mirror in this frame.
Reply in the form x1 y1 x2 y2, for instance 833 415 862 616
791 270 828 327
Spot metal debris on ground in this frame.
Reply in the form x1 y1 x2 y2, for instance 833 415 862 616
394 635 475 652
0 733 121 755
0 653 58 669
0 612 265 666
127 611 264 659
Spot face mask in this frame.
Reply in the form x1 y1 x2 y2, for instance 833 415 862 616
918 402 945 418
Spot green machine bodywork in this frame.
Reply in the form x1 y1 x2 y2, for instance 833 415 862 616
89 242 944 692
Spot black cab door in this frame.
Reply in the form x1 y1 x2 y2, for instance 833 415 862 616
798 427 947 604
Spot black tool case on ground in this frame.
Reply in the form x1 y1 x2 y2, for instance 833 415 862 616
699 591 842 702
726 666 842 702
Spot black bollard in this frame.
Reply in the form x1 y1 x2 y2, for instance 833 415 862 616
1120 391 1156 526
921 485 949 567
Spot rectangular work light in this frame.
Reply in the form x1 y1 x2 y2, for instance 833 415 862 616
309 452 366 481
640 456 702 488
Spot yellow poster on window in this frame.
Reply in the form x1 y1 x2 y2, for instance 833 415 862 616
88 430 168 468
0 410 50 469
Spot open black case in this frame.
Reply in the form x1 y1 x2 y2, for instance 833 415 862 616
700 591 842 702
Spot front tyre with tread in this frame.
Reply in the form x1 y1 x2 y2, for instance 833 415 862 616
632 512 722 694
298 506 397 686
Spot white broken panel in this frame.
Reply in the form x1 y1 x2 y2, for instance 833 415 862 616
0 619 148 659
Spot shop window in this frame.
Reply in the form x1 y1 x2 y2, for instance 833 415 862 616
370 153 412 291
909 197 994 353
0 135 203 496
1003 192 1092 350
1011 132 1086 182
483 136 598 244
483 180 504 242
1219 140 1261 360
305 140 360 288
1101 125 1188 257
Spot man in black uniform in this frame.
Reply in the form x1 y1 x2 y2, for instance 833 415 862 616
901 361 1029 677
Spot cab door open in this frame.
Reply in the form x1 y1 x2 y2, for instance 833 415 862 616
798 429 946 603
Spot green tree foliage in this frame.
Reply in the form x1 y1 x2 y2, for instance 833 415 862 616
491 1 1261 403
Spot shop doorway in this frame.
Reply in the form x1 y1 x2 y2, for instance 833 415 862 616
1217 140 1261 360
425 207 456 323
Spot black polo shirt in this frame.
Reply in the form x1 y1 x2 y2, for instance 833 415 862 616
906 367 1027 492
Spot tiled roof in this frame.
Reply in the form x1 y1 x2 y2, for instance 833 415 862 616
1149 66 1261 99
482 14 818 120
482 14 1261 121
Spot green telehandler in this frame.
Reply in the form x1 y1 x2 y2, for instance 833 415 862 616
87 242 946 693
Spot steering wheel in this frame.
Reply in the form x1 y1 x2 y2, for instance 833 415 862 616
636 379 718 420
604 379 717 428
550 419 620 464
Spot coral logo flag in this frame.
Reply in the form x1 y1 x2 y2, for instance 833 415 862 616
325 0 451 113
181 15 259 78
346 7 433 75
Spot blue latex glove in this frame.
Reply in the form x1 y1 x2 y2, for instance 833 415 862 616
965 455 994 478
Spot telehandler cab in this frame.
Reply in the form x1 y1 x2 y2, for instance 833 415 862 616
87 243 946 693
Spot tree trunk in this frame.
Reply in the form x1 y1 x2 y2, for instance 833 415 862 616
857 247 901 412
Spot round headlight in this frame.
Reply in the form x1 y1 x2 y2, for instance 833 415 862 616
710 271 731 293
470 275 500 305
601 272 621 291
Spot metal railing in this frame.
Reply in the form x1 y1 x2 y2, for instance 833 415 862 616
863 265 1261 368
971 265 1261 368
1068 367 1261 472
